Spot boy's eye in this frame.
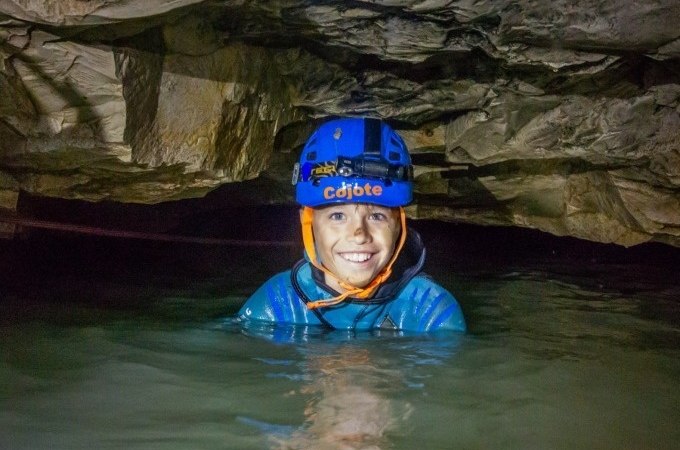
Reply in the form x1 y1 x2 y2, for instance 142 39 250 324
368 212 387 221
328 212 345 221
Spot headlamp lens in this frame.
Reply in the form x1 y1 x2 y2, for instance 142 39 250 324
337 166 354 176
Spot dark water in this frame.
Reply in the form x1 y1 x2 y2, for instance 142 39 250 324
1 222 679 450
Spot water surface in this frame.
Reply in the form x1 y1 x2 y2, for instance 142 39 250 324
1 225 679 449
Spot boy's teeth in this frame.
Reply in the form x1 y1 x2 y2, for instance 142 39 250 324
341 253 372 262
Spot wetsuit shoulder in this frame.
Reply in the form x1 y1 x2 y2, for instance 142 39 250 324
388 275 466 332
238 269 324 326
238 271 305 324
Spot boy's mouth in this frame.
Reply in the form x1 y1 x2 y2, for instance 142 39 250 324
338 252 374 263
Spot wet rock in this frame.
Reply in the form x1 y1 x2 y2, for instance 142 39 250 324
0 1 679 247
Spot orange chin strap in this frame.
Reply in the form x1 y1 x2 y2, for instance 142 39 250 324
300 206 407 310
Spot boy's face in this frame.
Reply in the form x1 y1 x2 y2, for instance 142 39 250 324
311 203 401 291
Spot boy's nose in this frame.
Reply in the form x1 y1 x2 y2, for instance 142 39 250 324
349 219 371 244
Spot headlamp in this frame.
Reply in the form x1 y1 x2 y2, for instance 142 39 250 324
336 156 413 181
294 156 412 185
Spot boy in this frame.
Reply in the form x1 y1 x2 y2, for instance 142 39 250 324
238 118 466 332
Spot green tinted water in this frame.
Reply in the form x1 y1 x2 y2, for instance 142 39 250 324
1 231 679 450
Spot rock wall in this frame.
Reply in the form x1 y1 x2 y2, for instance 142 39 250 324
0 1 679 247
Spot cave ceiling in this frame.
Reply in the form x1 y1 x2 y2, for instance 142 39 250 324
1 0 679 247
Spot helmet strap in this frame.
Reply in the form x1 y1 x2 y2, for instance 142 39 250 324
300 206 408 309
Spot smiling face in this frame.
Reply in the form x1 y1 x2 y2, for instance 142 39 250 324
311 203 402 292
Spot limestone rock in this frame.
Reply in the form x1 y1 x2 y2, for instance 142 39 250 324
0 0 205 26
0 1 679 247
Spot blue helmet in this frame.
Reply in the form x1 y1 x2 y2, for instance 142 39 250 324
293 118 413 207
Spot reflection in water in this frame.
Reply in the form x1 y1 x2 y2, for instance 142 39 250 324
237 323 462 449
274 347 406 450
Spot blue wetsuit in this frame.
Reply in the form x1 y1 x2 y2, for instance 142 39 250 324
238 229 465 333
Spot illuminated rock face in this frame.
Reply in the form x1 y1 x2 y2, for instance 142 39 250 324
0 1 679 247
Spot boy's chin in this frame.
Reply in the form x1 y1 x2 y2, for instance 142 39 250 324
329 261 388 288
340 272 379 288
